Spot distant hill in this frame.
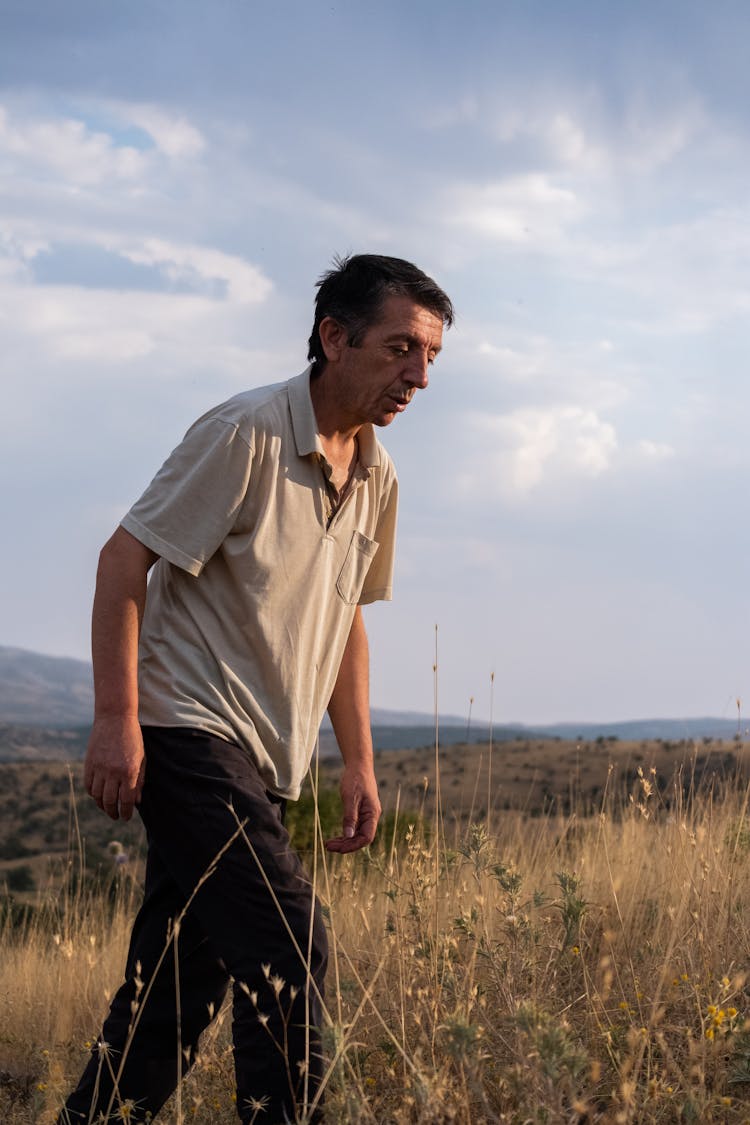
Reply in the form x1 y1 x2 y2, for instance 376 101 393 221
530 717 749 742
0 723 89 762
0 645 746 763
0 645 479 732
0 646 93 726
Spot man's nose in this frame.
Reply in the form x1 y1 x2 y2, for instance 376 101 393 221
405 352 430 389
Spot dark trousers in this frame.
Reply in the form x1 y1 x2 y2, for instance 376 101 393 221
59 727 328 1124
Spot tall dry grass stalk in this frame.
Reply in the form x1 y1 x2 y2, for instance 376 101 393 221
4 761 750 1122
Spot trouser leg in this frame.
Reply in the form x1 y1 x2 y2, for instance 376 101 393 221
60 727 328 1125
135 729 328 1123
59 842 230 1123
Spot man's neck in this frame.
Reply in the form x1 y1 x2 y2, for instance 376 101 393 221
308 365 362 449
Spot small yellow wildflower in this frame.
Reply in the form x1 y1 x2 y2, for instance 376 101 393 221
707 1004 717 1016
722 976 731 988
571 945 580 957
706 1028 715 1040
728 1007 738 1019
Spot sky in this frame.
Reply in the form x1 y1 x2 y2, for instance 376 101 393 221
2 0 750 726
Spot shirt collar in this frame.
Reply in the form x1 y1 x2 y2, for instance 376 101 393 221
288 366 380 470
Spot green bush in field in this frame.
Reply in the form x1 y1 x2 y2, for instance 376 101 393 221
378 807 426 847
285 787 341 853
285 787 425 856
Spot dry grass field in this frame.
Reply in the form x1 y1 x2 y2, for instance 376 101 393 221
326 734 748 821
2 738 750 1122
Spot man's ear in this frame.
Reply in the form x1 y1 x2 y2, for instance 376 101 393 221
318 316 349 364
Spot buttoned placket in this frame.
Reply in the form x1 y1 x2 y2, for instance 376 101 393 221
317 454 369 532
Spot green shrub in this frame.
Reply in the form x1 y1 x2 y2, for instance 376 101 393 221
285 787 341 853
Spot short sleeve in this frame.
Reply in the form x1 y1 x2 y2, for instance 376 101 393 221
359 470 398 604
121 418 254 576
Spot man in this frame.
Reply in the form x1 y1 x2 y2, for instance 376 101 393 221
59 254 454 1124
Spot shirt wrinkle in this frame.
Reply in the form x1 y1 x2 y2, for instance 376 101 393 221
122 367 399 800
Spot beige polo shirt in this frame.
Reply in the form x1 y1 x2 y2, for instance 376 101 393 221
121 368 398 799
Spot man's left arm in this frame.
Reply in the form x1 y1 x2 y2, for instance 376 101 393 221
325 606 382 853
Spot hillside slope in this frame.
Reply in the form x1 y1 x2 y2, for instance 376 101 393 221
0 647 93 726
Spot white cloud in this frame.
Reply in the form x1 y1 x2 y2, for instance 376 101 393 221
0 279 272 375
0 100 272 307
433 86 708 180
116 237 272 304
0 223 49 264
620 95 707 174
637 439 675 461
0 103 147 186
459 405 618 498
487 106 606 172
465 328 631 417
545 112 589 165
445 174 582 246
114 103 206 159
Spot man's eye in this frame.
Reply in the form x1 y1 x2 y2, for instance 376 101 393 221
391 346 409 357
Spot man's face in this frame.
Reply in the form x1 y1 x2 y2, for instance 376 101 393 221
327 295 444 427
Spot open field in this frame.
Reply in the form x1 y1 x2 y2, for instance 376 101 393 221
3 740 750 1122
1 736 745 876
322 735 748 822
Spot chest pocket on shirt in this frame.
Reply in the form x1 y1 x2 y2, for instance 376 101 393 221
336 531 379 604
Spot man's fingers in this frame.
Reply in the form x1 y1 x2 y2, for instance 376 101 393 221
83 718 145 820
102 777 122 819
325 815 378 853
87 759 142 820
357 810 378 845
88 772 104 807
118 792 136 822
134 758 146 803
341 795 359 839
331 773 381 852
325 833 366 853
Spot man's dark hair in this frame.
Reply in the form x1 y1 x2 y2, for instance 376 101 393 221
308 253 454 370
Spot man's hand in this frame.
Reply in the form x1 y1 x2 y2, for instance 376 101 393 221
84 715 145 822
325 764 382 854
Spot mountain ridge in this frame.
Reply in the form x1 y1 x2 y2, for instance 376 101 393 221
0 645 744 744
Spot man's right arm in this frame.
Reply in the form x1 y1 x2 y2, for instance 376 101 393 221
84 526 158 822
